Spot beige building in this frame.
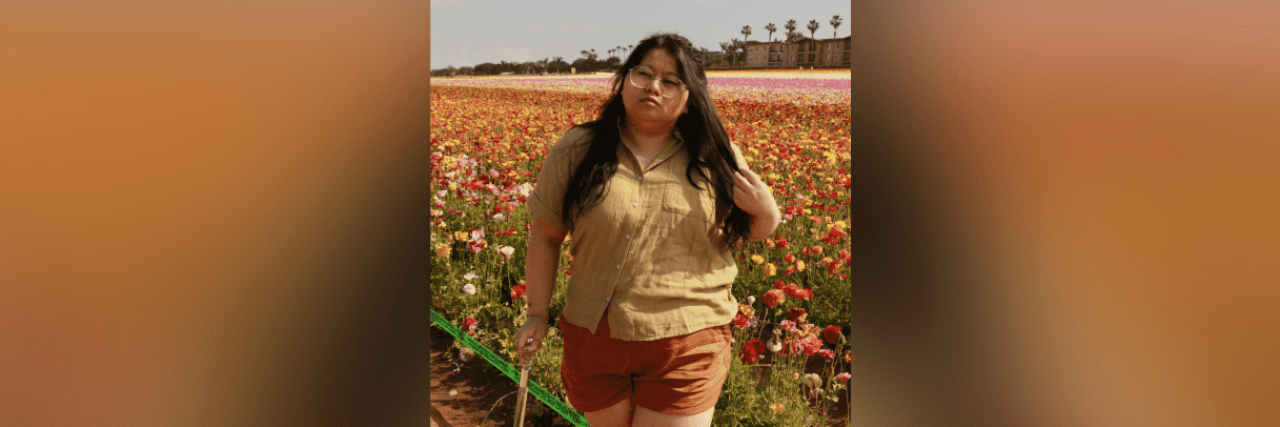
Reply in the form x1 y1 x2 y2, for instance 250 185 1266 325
780 35 851 68
744 40 789 68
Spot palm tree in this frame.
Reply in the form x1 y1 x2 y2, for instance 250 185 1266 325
831 15 842 38
741 25 752 42
785 19 797 40
719 41 732 66
765 23 777 42
617 46 623 59
807 19 820 40
731 38 745 67
729 38 740 66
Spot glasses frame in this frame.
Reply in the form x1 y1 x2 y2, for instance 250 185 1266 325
627 66 687 99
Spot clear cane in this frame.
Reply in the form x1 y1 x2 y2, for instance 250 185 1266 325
513 337 535 427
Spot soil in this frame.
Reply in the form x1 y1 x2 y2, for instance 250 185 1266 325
430 326 849 427
430 326 575 427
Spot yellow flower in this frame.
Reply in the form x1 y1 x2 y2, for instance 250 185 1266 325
454 231 469 242
796 260 806 272
435 244 451 258
448 182 457 191
763 263 777 276
770 403 785 414
750 254 765 265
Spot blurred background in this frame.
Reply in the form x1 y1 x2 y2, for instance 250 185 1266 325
0 1 430 426
852 1 1279 426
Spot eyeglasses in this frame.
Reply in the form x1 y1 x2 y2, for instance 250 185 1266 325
627 66 687 99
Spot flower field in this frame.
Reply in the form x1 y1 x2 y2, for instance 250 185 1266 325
430 70 851 426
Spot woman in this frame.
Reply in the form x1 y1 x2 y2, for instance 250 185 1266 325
514 33 780 427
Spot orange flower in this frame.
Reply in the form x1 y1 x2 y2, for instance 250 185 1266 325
770 403 785 414
763 263 777 276
750 254 765 265
763 289 786 308
795 260 806 272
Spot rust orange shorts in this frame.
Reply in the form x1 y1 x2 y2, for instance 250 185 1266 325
558 313 733 415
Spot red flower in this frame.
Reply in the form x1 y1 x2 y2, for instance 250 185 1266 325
732 313 751 330
784 253 796 264
827 260 843 275
837 372 851 381
740 339 766 365
838 249 850 262
510 283 527 300
461 317 479 332
786 307 808 323
823 325 842 344
773 280 787 290
817 348 835 361
763 289 786 309
829 226 845 240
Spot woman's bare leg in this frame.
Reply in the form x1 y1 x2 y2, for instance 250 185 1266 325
583 397 633 427
631 405 714 427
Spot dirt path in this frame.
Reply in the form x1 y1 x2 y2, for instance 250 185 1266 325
430 326 575 427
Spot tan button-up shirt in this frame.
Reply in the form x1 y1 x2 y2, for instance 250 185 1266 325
528 123 747 341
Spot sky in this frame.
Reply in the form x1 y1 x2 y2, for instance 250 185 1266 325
430 0 851 69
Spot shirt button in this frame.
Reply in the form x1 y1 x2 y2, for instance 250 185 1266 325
638 176 643 182
624 234 631 240
615 264 621 270
632 202 638 207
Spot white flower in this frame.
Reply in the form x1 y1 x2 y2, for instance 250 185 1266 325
463 271 478 281
437 190 448 198
767 337 783 354
493 213 505 221
462 283 476 295
498 246 515 258
746 296 756 305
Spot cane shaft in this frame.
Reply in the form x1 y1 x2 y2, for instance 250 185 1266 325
514 364 531 427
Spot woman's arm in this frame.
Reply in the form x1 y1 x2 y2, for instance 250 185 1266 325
513 217 568 363
524 217 568 319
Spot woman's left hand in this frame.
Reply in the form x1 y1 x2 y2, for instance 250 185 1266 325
732 167 778 218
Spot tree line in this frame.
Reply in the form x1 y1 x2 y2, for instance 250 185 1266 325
431 15 842 77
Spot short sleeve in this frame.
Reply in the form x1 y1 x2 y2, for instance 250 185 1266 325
528 127 590 231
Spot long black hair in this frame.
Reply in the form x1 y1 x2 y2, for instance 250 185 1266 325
560 32 751 247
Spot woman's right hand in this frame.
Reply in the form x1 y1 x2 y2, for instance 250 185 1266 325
514 315 549 365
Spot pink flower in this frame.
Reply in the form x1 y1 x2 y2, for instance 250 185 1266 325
836 372 851 381
817 349 834 361
779 319 797 332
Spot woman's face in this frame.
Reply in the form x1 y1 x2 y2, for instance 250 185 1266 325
621 48 689 128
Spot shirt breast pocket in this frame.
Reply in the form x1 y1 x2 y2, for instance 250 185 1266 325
661 175 716 224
